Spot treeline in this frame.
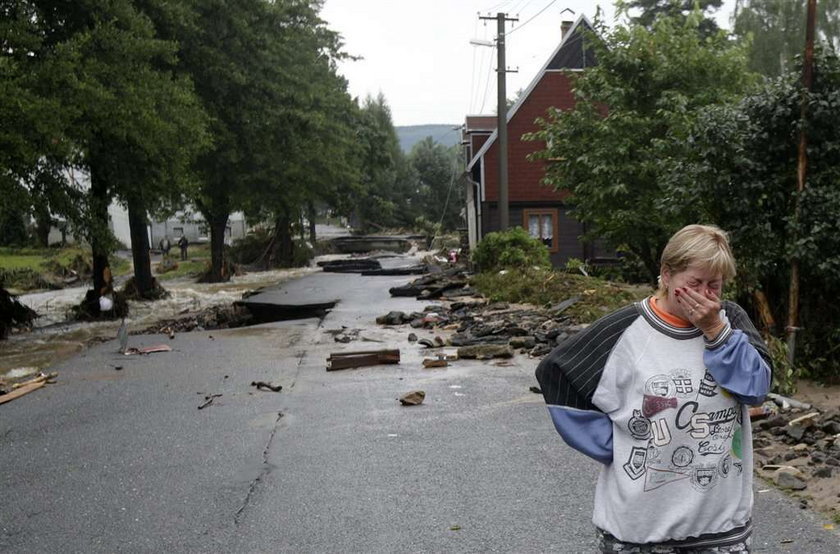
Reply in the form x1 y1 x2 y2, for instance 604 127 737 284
0 0 460 310
528 0 840 380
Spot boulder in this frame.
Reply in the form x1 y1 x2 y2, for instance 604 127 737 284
399 390 426 406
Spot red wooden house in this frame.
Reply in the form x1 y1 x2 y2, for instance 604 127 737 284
463 16 599 266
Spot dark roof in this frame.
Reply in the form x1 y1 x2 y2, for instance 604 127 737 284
546 19 597 70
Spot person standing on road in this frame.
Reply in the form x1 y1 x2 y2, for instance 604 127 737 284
178 234 188 261
536 224 772 553
159 236 171 259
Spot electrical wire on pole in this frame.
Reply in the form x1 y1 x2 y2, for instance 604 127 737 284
479 12 518 230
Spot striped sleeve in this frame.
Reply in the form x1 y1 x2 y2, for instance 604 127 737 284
535 305 639 463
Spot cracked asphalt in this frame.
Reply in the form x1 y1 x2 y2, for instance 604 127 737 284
1 269 839 553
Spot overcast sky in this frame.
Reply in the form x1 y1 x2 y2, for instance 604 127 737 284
320 0 737 127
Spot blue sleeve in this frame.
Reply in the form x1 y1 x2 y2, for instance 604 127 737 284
547 405 613 464
704 327 771 405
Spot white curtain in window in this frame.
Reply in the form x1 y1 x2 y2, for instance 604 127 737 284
528 215 540 238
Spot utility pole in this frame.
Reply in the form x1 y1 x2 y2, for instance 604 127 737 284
786 0 817 365
479 12 517 230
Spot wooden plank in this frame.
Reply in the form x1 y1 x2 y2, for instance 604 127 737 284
0 381 46 406
327 349 400 371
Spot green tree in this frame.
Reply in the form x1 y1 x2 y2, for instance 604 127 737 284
528 15 753 281
621 0 725 37
732 0 840 77
408 137 461 231
1 0 208 305
677 49 840 376
238 0 361 267
354 93 417 230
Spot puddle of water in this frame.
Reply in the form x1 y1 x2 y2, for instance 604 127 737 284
0 267 316 376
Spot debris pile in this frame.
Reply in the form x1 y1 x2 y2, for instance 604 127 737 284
389 267 476 300
751 394 840 512
376 299 583 359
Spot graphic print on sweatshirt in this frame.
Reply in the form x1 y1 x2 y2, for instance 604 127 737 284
621 365 743 493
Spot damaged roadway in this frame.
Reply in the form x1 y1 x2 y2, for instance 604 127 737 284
1 261 839 553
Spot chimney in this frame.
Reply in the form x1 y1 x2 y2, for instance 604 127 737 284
561 20 573 40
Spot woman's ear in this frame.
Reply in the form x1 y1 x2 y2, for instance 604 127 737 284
660 266 671 289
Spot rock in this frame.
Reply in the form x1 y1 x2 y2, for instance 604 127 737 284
377 311 408 325
826 457 840 467
486 302 509 311
760 415 788 430
820 420 840 435
786 425 806 442
529 343 552 357
783 451 801 461
457 344 514 360
509 336 537 349
813 467 834 478
754 447 774 458
409 319 425 329
774 468 807 490
407 333 418 342
399 390 425 406
793 443 809 452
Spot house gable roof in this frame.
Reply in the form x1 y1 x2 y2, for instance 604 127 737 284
467 14 597 171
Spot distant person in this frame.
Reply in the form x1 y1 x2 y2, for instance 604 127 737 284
178 234 188 261
536 224 772 553
159 236 171 258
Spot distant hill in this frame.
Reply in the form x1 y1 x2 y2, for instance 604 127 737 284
396 124 460 153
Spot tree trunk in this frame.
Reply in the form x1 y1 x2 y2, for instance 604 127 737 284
208 213 229 282
89 168 111 305
127 197 155 298
34 206 51 248
308 201 317 244
278 211 293 267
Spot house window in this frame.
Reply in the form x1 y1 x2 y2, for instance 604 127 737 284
523 209 559 253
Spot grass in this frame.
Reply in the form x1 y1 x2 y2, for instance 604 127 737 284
154 244 213 281
470 267 652 324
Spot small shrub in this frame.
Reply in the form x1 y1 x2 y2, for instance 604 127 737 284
471 227 551 272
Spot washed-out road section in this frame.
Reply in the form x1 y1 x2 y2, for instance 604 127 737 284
1 269 838 553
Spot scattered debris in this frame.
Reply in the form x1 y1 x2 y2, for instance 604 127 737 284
456 344 514 360
422 358 448 368
0 371 58 406
767 392 812 411
327 349 400 371
198 393 222 410
361 265 427 276
399 390 425 406
251 381 282 392
124 344 172 356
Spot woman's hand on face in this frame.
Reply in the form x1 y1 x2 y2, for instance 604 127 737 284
675 286 725 340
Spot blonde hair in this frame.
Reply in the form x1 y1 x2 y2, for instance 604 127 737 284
657 224 736 296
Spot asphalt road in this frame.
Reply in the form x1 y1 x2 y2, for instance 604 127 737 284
1 269 839 553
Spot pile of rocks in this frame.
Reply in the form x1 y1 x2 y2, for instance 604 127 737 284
388 267 476 300
376 298 584 359
752 398 840 512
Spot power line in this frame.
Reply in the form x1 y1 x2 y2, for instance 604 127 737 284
509 0 558 35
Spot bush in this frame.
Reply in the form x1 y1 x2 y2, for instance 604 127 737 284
471 227 551 272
